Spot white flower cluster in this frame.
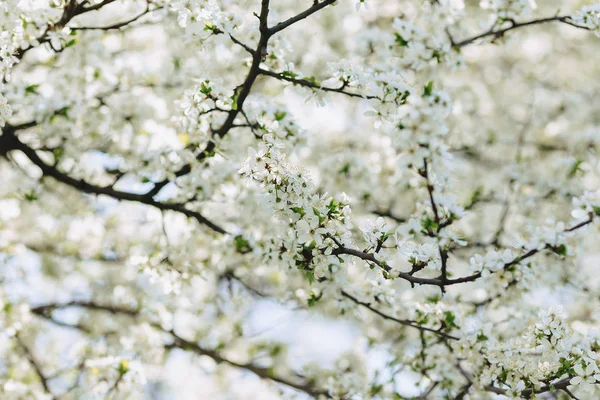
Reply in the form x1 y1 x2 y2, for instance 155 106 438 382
527 220 567 251
360 217 390 250
571 357 600 393
0 0 66 80
303 351 369 398
1 0 600 398
362 71 414 127
84 357 147 397
240 134 353 280
390 86 453 163
530 306 573 349
392 19 459 71
401 241 442 271
322 60 369 89
46 26 72 51
573 5 600 38
0 12 22 82
432 192 466 221
456 307 600 397
427 0 466 24
178 78 234 141
572 190 600 221
170 0 239 37
130 254 186 295
470 248 516 276
245 101 307 144
480 0 537 20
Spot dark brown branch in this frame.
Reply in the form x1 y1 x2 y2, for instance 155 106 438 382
6 131 227 234
15 335 57 400
165 329 331 398
456 16 590 48
268 0 337 34
563 386 582 400
229 34 255 55
9 0 127 75
453 383 471 400
93 0 338 201
422 159 440 228
72 3 159 31
418 381 440 399
485 377 573 397
258 68 378 99
74 0 118 15
30 302 330 399
371 209 407 224
31 301 138 317
341 291 459 340
145 0 275 195
333 214 595 287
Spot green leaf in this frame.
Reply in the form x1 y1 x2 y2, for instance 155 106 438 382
50 107 69 122
556 357 573 376
421 218 439 233
290 207 305 217
202 149 216 158
274 111 287 121
568 159 584 178
306 76 320 86
24 191 38 202
551 244 568 257
281 70 298 79
444 311 458 328
234 235 251 252
338 162 351 175
423 81 434 96
304 270 315 284
369 384 384 396
476 333 488 342
203 23 219 33
116 360 129 375
199 81 212 95
25 84 40 95
270 344 283 356
427 295 440 304
394 33 409 47
173 57 182 70
312 207 326 224
64 38 78 48
307 291 320 307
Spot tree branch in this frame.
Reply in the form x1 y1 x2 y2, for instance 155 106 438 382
485 377 573 397
29 301 331 399
15 335 58 400
455 16 590 48
333 214 595 287
165 329 331 398
258 68 379 99
6 129 228 234
72 3 159 31
341 290 459 340
268 0 338 34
